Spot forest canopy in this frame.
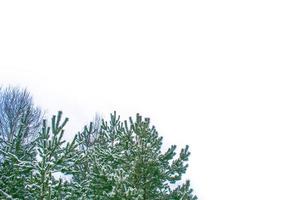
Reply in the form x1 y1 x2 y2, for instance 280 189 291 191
0 86 197 200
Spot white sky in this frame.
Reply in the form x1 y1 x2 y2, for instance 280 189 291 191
1 1 300 199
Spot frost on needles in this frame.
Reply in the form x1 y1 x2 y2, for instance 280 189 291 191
0 111 197 200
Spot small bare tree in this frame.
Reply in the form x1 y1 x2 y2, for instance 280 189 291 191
0 86 43 148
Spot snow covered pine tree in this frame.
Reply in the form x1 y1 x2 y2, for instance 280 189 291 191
71 112 197 200
31 111 79 199
0 111 79 199
0 114 36 199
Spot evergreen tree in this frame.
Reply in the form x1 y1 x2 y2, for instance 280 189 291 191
30 111 79 199
74 112 197 200
68 121 100 199
0 114 35 199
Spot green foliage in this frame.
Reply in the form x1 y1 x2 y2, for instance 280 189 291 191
0 113 36 199
0 111 197 199
32 111 78 199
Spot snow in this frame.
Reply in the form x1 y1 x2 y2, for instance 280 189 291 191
52 171 73 183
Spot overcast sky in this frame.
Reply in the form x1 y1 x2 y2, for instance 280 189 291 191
1 1 300 200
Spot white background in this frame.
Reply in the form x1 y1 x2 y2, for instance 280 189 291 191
1 1 300 199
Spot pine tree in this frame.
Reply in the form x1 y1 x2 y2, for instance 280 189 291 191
30 111 79 199
0 113 36 199
74 112 197 200
120 113 197 200
68 121 100 199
